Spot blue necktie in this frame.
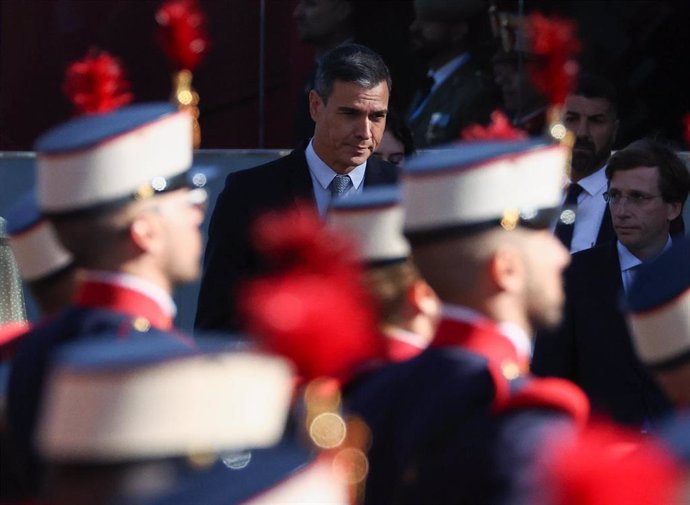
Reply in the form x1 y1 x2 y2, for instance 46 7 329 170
330 174 352 197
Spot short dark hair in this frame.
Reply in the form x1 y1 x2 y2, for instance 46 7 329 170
363 259 420 327
314 43 392 103
571 73 618 116
606 138 690 206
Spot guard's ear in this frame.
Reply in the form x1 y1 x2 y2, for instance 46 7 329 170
407 278 440 317
488 244 524 294
128 213 163 255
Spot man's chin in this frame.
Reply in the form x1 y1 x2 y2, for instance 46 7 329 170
532 309 564 332
570 154 596 178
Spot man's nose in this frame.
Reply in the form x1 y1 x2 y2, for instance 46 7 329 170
354 117 372 140
573 119 589 138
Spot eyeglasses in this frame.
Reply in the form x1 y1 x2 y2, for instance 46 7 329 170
603 190 663 206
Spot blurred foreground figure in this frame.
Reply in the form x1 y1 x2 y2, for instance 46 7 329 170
7 101 208 498
541 232 689 502
627 235 690 481
35 334 351 505
328 186 439 362
346 138 589 504
0 218 25 325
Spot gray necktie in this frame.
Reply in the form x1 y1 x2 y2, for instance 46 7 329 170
330 174 352 197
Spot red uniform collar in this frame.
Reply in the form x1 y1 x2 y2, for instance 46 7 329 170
75 279 174 330
431 317 530 377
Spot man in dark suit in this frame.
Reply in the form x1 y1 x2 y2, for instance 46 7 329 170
555 74 619 253
405 0 496 148
533 138 690 428
196 44 399 332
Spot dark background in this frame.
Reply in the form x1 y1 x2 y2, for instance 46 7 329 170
1 0 689 152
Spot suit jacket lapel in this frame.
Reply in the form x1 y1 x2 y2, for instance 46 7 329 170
410 63 474 130
363 157 399 187
286 142 317 207
607 240 624 291
596 205 615 246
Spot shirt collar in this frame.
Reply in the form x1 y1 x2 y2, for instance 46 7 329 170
441 303 532 361
305 139 366 190
429 53 469 91
617 236 673 270
82 270 177 317
571 164 608 196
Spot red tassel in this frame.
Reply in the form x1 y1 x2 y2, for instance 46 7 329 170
543 421 681 505
683 113 690 148
155 0 210 71
239 204 385 384
526 13 581 107
62 49 133 115
461 110 528 141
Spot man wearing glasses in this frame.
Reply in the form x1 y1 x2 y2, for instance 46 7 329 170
533 138 690 429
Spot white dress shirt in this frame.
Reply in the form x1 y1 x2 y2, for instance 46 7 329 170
441 303 532 363
305 140 366 217
569 165 608 253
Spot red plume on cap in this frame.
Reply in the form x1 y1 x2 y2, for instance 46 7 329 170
543 421 681 505
239 204 385 384
62 49 133 115
155 0 209 71
461 110 528 141
526 12 581 107
683 113 690 148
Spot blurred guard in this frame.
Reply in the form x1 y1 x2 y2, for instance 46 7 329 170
346 139 589 504
6 191 76 319
7 103 207 498
1 193 76 502
0 217 25 324
328 186 439 362
33 334 350 505
626 235 690 499
626 235 690 409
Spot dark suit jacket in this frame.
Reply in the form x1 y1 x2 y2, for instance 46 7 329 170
194 144 399 332
407 58 496 148
532 242 672 427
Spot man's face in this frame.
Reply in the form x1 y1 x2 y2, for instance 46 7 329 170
155 188 207 284
310 80 389 174
563 94 618 180
293 0 351 45
608 166 681 259
521 230 571 331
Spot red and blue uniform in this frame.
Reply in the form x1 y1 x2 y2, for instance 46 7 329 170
345 306 588 504
6 272 195 496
